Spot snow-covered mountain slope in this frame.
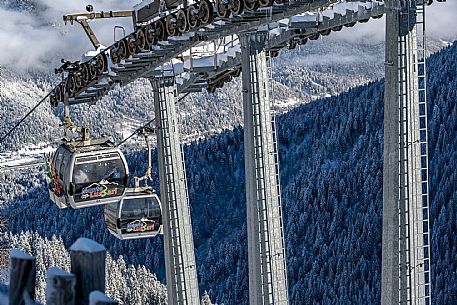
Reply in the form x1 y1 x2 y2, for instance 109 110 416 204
0 0 454 153
1 40 456 304
0 35 450 153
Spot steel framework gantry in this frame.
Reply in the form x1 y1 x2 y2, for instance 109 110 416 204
240 32 289 305
149 30 291 305
151 76 200 305
382 0 431 304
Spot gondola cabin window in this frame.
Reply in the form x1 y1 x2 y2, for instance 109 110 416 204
121 197 148 218
121 197 161 219
73 153 126 203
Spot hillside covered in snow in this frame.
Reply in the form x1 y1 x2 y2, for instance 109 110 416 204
0 40 456 304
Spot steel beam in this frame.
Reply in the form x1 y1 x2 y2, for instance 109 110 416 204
382 1 431 304
151 77 200 305
62 0 338 106
240 32 288 305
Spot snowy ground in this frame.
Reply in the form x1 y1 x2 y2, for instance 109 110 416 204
0 143 53 170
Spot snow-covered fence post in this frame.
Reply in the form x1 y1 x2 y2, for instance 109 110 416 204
8 249 36 305
46 267 76 305
89 291 118 305
69 238 106 305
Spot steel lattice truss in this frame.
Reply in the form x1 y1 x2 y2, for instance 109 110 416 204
49 0 387 107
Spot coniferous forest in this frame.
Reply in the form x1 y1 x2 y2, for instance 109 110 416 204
0 42 456 304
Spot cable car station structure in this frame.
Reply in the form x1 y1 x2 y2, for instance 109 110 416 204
4 0 447 304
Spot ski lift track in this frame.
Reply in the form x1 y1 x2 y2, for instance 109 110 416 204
49 0 389 107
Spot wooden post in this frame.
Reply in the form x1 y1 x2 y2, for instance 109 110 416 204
8 249 36 305
89 291 118 305
46 267 76 305
69 238 106 305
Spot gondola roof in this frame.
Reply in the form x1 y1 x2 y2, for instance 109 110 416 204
60 138 116 153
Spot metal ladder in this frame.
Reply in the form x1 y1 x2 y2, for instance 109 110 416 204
266 49 289 305
397 29 413 304
396 1 431 304
409 1 431 304
241 32 289 305
151 73 199 305
249 48 274 304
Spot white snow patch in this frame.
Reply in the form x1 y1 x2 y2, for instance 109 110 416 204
275 98 302 110
47 267 72 278
441 40 454 47
0 157 39 168
10 249 33 260
290 12 318 23
90 291 116 303
0 143 54 169
69 238 105 253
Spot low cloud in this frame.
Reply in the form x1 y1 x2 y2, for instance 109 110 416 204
328 1 457 44
0 1 456 71
426 1 457 41
0 7 62 70
0 0 135 71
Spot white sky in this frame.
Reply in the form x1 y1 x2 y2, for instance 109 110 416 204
0 1 455 71
331 1 457 43
0 0 136 70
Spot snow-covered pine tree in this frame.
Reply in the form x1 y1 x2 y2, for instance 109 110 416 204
1 231 167 304
201 290 223 305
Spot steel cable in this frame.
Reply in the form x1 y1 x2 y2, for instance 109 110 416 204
116 92 190 147
0 91 52 146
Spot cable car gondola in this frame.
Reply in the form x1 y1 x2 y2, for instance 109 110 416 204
47 126 129 209
104 127 163 240
104 188 162 239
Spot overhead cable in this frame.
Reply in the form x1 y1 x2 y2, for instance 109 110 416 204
116 92 190 147
0 91 52 145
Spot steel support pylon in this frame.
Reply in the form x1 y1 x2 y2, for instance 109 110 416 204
382 1 431 304
240 32 289 305
150 76 200 305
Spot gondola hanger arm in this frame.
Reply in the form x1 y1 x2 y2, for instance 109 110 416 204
63 7 133 49
63 10 133 24
133 127 157 190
